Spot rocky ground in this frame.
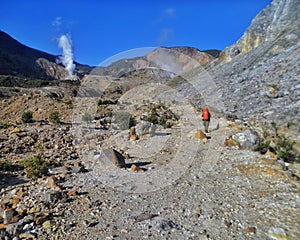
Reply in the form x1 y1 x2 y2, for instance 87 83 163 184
1 0 300 238
0 84 299 240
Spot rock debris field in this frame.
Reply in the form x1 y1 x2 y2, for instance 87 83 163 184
1 101 299 239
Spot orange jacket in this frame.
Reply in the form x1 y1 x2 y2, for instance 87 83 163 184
202 108 210 121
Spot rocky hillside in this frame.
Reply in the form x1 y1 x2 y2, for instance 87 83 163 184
0 30 91 81
0 0 299 239
92 46 218 78
201 0 299 136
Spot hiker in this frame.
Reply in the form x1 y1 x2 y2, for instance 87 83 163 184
202 107 210 133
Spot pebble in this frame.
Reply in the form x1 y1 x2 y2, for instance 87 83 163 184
268 227 287 240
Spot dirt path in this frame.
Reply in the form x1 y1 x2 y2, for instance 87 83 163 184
51 113 300 240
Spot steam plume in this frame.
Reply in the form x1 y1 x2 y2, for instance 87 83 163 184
56 34 76 79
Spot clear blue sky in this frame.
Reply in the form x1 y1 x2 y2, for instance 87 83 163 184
1 0 272 66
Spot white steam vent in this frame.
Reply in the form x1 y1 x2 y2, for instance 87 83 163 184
56 34 76 79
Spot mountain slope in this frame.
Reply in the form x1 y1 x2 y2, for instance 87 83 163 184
207 0 300 126
0 30 91 80
92 46 218 78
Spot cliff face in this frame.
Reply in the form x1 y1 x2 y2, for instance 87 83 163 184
220 0 300 62
205 0 300 132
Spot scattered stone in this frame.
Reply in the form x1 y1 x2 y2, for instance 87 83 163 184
130 164 144 173
34 212 49 225
198 235 209 240
244 226 256 234
135 213 157 223
129 126 139 141
153 218 179 232
19 232 36 239
70 165 85 174
130 134 138 141
67 189 78 196
42 220 52 234
3 208 16 224
5 222 22 236
288 163 300 179
45 176 60 190
268 227 287 240
29 205 41 214
265 151 278 159
0 223 7 229
190 213 200 221
11 127 21 134
10 197 20 207
225 135 239 149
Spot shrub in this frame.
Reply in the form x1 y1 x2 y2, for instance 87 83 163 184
145 110 159 125
20 153 49 179
258 124 299 163
0 122 12 129
22 111 33 123
258 139 271 154
49 111 60 124
115 111 135 130
0 159 15 171
158 116 167 127
275 135 299 163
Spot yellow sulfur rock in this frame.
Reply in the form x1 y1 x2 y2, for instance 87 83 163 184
193 130 207 140
130 134 138 141
265 151 277 159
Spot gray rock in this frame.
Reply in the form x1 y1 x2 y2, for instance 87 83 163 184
3 208 16 224
135 121 153 136
5 222 22 236
232 129 260 150
98 148 126 168
268 227 287 240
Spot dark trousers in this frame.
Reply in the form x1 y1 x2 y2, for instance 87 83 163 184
203 120 210 133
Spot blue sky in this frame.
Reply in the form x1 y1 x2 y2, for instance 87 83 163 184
1 0 272 66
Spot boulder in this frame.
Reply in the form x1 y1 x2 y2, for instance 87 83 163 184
225 135 240 149
99 149 126 168
135 121 153 136
232 129 260 151
194 130 207 140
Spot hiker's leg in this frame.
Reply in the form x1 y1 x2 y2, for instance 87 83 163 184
206 121 210 133
203 120 209 133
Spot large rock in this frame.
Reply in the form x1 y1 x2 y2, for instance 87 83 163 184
232 129 260 150
98 148 126 168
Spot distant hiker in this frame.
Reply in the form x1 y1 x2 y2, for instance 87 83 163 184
202 107 210 133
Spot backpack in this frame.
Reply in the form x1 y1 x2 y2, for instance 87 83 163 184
202 108 210 121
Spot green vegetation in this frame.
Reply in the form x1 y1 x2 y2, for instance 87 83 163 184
144 110 159 125
275 135 299 163
20 153 49 179
114 111 135 130
258 122 299 163
0 159 15 171
22 111 33 123
0 122 12 129
49 111 60 124
258 139 271 154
